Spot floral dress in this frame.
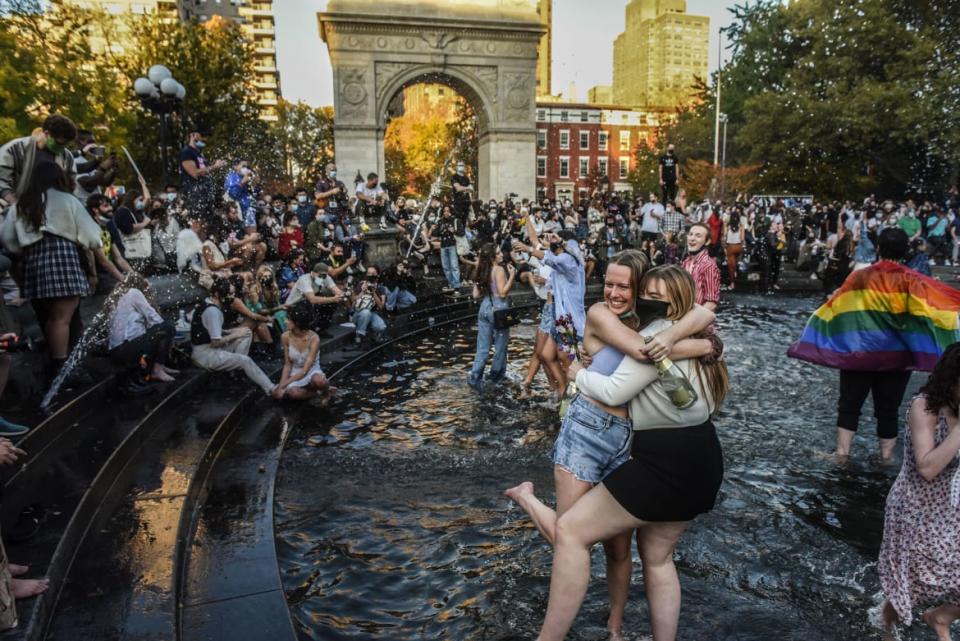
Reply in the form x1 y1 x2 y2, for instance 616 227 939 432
878 398 960 625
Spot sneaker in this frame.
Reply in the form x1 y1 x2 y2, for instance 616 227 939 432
929 259 937 266
354 334 363 346
0 416 29 437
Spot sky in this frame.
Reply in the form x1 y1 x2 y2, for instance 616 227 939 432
274 0 740 108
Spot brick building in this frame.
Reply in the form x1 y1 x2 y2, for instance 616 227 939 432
535 102 663 205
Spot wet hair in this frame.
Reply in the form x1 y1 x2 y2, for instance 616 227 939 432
920 343 960 415
878 227 909 261
42 114 77 142
640 265 729 413
17 161 72 231
474 243 498 298
211 277 234 302
287 302 314 331
606 249 650 331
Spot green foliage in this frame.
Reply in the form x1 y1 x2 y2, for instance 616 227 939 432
658 0 960 199
271 99 335 191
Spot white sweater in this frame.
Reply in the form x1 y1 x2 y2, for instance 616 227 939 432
1 189 102 252
575 319 713 431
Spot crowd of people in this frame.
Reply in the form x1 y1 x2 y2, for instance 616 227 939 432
0 113 958 639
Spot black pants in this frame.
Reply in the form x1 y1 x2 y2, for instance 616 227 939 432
661 181 678 205
837 369 912 439
109 321 175 370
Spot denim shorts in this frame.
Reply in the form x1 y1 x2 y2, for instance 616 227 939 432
539 301 555 333
552 394 632 483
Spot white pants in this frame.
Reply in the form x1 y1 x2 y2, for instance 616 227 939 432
191 335 274 394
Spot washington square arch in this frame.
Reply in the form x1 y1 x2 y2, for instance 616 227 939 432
318 0 545 201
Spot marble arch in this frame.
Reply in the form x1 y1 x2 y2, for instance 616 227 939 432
318 0 545 200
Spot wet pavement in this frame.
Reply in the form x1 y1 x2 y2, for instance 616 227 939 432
274 294 926 641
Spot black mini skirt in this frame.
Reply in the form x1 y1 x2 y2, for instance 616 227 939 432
602 420 723 522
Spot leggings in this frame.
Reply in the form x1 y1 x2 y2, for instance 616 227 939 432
837 369 912 439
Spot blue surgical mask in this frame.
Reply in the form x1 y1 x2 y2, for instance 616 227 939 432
195 140 206 150
328 171 337 179
166 193 177 202
135 200 145 211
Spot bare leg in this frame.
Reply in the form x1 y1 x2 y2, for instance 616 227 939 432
604 532 632 636
149 363 175 382
879 438 897 463
285 385 315 401
504 467 592 545
636 522 688 641
923 604 960 641
540 338 565 397
255 322 273 344
7 564 27 577
44 297 80 359
835 426 855 459
536 484 643 641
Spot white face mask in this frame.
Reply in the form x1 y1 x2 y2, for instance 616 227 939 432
166 193 177 202
298 195 307 204
328 171 337 179
457 166 465 175
240 166 250 175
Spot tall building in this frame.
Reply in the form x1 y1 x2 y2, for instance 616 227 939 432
535 0 552 98
65 0 281 121
179 0 281 121
612 0 708 109
587 85 613 104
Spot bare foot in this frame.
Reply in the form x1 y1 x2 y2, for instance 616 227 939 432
11 578 48 599
923 606 958 641
504 481 534 504
150 369 176 383
8 564 28 577
161 365 181 375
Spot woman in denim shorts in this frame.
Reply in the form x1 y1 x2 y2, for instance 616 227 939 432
506 250 718 640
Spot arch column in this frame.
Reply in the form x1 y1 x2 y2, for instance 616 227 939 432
479 129 535 201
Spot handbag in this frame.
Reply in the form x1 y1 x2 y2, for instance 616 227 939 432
493 305 520 330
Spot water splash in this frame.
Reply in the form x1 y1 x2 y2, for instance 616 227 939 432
40 271 142 411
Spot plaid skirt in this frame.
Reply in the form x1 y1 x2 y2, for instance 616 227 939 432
22 235 90 300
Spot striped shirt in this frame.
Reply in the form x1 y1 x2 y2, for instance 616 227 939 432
681 249 721 306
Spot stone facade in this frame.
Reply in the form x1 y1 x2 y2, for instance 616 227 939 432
318 0 544 201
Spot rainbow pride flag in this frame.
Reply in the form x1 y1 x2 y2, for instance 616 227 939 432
787 261 960 371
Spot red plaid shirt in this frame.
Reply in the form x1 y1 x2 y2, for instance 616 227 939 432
681 249 721 306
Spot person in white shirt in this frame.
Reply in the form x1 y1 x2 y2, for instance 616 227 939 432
107 274 178 382
355 172 388 230
286 262 345 331
190 279 275 395
639 193 664 242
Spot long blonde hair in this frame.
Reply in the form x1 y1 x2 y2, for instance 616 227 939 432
641 265 729 414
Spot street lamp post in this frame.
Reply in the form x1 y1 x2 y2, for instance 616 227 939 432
134 65 186 186
719 112 729 198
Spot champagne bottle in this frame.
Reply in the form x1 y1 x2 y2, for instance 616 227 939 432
655 358 698 409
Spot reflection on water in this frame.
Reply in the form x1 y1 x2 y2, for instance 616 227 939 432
275 295 923 640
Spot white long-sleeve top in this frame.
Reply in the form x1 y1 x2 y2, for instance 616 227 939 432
1 189 102 252
108 288 164 350
575 319 713 431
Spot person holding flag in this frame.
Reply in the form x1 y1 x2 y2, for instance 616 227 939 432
788 228 960 462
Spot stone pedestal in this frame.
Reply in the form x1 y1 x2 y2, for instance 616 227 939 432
364 228 399 266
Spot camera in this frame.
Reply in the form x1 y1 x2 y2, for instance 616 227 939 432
0 335 34 354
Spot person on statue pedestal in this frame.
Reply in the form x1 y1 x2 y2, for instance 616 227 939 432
314 163 348 225
451 161 473 225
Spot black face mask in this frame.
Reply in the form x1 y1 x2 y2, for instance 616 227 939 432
634 298 671 328
549 241 564 253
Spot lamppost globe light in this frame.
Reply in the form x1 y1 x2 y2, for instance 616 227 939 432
160 77 179 96
175 83 186 100
134 77 154 97
148 64 172 85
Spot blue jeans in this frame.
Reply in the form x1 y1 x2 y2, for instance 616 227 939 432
468 296 509 387
386 287 417 311
354 308 386 337
440 245 461 288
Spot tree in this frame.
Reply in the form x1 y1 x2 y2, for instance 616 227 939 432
270 99 334 192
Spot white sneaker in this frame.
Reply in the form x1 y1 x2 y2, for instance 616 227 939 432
928 259 937 266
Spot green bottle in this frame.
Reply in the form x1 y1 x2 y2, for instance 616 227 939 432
655 358 698 409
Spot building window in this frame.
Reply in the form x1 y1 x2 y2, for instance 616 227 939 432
537 130 547 149
599 131 608 151
580 111 588 122
619 131 631 152
559 130 570 150
560 111 569 122
579 131 589 150
620 158 629 178
598 158 608 176
537 109 545 122
559 157 570 178
537 156 547 178
579 158 589 178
